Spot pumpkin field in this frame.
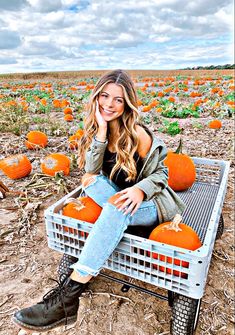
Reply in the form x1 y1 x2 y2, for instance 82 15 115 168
0 69 234 335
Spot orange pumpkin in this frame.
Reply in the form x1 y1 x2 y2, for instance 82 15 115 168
68 135 79 149
25 130 48 150
63 107 73 115
64 114 73 122
68 135 80 149
0 154 32 179
53 99 61 108
61 99 70 107
75 129 84 138
142 105 151 112
164 139 196 191
62 196 102 235
208 119 222 129
41 153 70 176
149 214 202 277
63 196 102 222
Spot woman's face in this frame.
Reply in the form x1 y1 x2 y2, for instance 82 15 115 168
98 83 125 121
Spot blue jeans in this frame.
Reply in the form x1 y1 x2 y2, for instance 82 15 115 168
70 174 158 276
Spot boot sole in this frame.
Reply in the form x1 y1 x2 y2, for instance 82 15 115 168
12 314 77 332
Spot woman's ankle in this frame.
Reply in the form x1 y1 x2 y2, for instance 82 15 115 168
70 270 92 284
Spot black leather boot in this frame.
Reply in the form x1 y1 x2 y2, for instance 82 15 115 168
12 276 87 332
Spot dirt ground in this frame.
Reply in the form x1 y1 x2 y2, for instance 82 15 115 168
0 116 234 335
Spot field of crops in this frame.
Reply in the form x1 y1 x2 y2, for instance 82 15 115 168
0 69 234 335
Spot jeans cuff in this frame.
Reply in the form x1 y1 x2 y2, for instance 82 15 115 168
70 263 100 277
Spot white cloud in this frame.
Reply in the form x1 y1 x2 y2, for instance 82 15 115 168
27 0 62 13
44 11 65 25
0 0 233 72
150 36 171 43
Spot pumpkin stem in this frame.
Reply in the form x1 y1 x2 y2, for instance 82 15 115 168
0 180 9 192
175 138 183 154
64 197 76 205
64 197 85 211
165 214 182 232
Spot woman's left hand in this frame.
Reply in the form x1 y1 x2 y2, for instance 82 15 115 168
114 186 145 216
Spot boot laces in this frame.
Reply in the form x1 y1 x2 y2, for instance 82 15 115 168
41 275 69 324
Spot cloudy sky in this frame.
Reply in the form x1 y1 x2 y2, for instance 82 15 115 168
0 0 234 73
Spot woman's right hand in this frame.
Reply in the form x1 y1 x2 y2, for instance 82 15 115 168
95 99 107 142
95 99 107 129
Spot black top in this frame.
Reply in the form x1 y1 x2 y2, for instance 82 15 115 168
102 148 143 189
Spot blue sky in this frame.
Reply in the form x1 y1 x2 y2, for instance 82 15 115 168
0 0 234 74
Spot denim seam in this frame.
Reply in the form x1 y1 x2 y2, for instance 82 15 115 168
137 206 156 211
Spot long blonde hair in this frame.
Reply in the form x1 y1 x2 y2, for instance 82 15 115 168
77 69 140 181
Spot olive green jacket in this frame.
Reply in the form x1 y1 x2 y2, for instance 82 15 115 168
85 128 186 223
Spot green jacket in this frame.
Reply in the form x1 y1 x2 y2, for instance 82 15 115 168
85 128 186 223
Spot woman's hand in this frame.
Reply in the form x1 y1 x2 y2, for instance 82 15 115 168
95 99 107 129
114 186 145 216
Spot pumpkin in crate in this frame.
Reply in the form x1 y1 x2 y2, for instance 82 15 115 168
164 139 196 191
41 153 70 176
25 130 48 149
148 214 202 277
62 196 102 235
0 154 32 179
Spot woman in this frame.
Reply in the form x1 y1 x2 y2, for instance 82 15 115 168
13 69 185 332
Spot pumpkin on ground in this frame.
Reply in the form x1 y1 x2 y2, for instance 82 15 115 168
25 130 48 149
148 214 202 277
75 129 84 138
208 119 222 129
68 135 80 149
68 130 84 149
63 107 73 115
164 139 196 191
62 196 102 235
41 153 70 176
0 154 32 179
64 114 73 122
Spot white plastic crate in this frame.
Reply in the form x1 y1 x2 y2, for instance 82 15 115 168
44 157 230 299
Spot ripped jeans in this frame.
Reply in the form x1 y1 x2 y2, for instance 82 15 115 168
70 174 158 277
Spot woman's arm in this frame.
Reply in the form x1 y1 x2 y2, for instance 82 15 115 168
84 137 108 174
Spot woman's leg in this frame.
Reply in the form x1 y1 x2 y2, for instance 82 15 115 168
70 192 158 278
70 198 130 277
58 176 158 286
12 178 158 331
12 174 121 332
56 174 118 283
81 172 121 206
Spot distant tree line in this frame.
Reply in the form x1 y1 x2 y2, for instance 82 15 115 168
183 64 234 70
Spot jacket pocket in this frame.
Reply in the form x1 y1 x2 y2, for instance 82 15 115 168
154 187 186 223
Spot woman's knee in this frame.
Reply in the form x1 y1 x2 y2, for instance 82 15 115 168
81 173 98 188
